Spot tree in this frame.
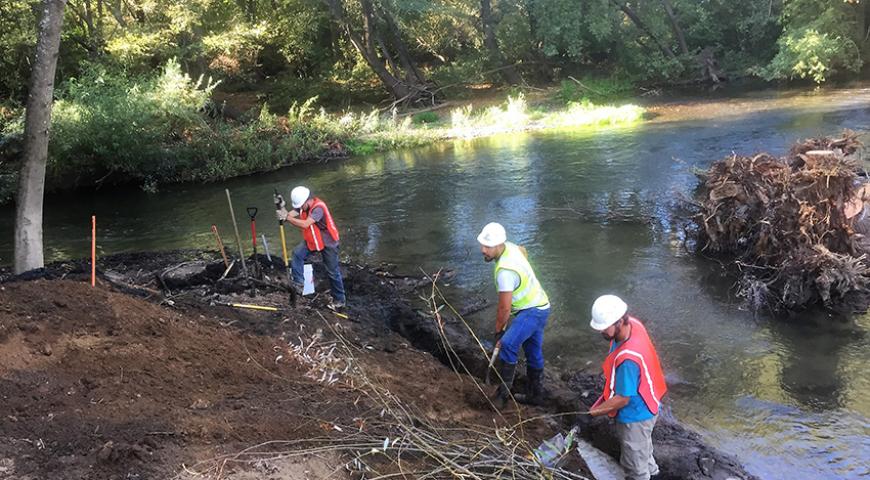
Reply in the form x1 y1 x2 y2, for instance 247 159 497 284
659 0 688 56
321 0 435 104
14 0 68 274
480 0 522 84
609 0 677 61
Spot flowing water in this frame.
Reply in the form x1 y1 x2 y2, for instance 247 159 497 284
2 84 870 479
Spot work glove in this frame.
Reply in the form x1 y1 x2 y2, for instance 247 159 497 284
276 208 289 221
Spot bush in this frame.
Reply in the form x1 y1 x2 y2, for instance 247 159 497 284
759 1 862 83
760 29 862 83
412 111 440 125
557 76 636 104
49 60 216 183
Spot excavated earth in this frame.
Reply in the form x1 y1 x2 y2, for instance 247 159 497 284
0 250 755 479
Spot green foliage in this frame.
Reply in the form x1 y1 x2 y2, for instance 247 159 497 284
558 76 636 104
762 29 862 83
0 0 38 99
759 0 862 83
49 60 215 181
412 111 440 124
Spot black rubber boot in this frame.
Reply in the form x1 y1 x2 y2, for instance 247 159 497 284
515 367 545 406
491 360 517 409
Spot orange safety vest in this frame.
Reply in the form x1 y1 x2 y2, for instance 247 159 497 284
594 317 667 417
300 197 340 252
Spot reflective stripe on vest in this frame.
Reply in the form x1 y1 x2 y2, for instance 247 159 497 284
598 317 667 417
493 242 549 312
300 198 340 252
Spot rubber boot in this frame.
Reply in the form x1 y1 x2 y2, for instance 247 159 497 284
491 360 516 409
515 367 545 406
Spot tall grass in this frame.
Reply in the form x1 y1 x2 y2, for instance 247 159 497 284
0 61 645 199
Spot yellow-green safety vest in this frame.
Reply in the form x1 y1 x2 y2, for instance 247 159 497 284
493 242 549 312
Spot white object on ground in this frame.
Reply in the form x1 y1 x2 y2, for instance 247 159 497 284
534 428 577 468
575 436 626 480
303 264 315 295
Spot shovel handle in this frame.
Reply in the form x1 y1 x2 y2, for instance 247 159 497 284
247 207 258 219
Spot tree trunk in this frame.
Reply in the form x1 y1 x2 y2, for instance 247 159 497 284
14 0 67 274
380 7 426 85
659 0 689 55
108 0 126 27
321 0 432 103
480 0 523 85
610 0 677 60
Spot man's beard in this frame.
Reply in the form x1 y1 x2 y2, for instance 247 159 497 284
601 331 615 341
483 254 495 262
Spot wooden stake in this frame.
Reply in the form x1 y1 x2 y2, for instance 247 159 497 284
225 189 248 276
91 215 96 287
211 224 230 267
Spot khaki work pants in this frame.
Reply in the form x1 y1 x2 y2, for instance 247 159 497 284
616 415 659 480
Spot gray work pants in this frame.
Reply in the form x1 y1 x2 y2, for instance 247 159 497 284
616 415 659 480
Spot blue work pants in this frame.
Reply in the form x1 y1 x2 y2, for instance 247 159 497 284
498 307 549 369
291 242 346 303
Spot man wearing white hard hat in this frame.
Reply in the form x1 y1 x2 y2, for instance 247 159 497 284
477 222 550 409
276 186 346 308
588 295 667 480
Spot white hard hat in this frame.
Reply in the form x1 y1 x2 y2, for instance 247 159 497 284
477 222 507 247
290 186 310 209
590 295 628 331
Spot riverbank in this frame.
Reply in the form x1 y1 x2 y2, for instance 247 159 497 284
0 250 754 479
0 75 643 206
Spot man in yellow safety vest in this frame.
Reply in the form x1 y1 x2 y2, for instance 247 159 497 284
477 222 551 409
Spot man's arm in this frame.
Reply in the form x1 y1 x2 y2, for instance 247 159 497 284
590 360 640 416
495 291 512 334
589 395 630 416
286 206 322 229
285 213 315 229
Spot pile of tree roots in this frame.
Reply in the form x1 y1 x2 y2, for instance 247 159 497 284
694 131 870 313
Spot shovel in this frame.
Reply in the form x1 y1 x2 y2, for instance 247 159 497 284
485 344 501 385
274 189 297 304
247 207 260 278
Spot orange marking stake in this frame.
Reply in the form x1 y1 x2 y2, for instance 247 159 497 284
91 215 96 287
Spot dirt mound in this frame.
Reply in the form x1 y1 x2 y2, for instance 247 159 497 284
0 270 554 479
693 131 869 312
0 280 366 479
0 252 757 479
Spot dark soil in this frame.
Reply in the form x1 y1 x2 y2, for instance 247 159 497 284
0 251 755 479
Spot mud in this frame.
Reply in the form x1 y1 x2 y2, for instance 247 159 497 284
0 251 755 479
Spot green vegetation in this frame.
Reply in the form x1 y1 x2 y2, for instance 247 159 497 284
0 64 641 199
1 0 868 199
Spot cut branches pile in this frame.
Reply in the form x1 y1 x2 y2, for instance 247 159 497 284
694 131 870 312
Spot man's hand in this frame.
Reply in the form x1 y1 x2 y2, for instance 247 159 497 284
287 209 299 218
276 208 289 221
588 395 630 417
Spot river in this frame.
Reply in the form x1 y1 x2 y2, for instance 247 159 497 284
2 84 870 479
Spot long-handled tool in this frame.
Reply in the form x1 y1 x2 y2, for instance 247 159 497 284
261 234 272 262
485 344 501 385
274 189 296 304
216 301 279 312
211 224 230 267
247 207 259 278
225 189 248 277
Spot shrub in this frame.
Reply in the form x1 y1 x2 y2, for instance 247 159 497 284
760 29 862 83
412 111 440 125
558 76 636 104
49 59 216 183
